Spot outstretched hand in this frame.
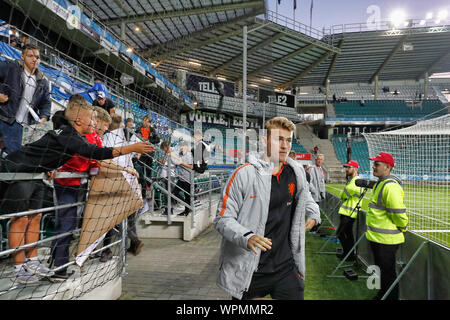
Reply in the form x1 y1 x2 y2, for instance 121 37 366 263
133 142 155 154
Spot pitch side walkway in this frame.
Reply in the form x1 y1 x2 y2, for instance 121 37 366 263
120 225 229 300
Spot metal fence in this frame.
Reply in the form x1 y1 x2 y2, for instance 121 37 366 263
0 158 229 299
320 191 450 300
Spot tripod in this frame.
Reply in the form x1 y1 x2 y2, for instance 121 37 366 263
327 186 371 279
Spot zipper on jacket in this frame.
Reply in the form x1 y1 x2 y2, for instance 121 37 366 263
242 253 260 293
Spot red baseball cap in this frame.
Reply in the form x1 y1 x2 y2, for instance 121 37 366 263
343 160 359 168
370 152 395 167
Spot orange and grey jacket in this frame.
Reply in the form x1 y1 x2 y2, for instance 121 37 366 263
213 153 320 299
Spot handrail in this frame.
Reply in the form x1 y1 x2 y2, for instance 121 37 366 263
265 10 327 41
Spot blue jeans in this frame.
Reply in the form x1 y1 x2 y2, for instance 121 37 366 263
51 183 84 268
0 120 23 154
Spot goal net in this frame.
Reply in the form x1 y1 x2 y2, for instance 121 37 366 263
363 114 450 247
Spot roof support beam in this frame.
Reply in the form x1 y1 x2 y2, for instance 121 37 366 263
239 43 317 81
112 0 156 46
102 1 264 26
322 39 344 85
368 35 408 83
141 10 262 59
260 18 341 54
415 48 450 81
152 24 258 66
280 51 334 90
208 32 285 77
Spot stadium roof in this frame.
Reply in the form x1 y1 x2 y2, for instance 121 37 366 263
303 24 450 86
81 0 341 89
79 1 450 89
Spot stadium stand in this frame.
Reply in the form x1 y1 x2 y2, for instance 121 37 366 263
0 24 191 139
332 134 370 174
333 99 447 120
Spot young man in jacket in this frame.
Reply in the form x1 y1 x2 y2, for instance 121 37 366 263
0 44 51 154
307 154 327 204
214 116 320 300
135 115 160 195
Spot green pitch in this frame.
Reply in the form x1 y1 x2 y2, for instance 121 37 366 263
326 183 449 248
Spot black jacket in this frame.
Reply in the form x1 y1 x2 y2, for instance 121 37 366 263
2 124 114 173
192 140 209 173
0 59 51 125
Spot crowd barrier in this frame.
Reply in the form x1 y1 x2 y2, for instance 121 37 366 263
320 191 449 300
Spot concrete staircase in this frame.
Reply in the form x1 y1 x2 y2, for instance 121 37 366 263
295 124 346 183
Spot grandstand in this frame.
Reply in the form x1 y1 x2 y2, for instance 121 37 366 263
0 0 449 301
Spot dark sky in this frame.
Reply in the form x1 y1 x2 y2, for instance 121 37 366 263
266 0 450 32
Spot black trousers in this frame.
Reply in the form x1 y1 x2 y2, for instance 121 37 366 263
234 264 304 300
174 179 191 212
337 214 355 258
369 241 400 300
104 212 139 249
51 183 85 268
140 153 154 187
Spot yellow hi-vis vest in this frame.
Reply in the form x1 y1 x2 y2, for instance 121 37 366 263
366 175 408 245
338 176 363 219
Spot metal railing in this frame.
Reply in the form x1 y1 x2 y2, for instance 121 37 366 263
133 143 230 228
0 171 126 300
0 150 229 298
319 190 450 300
324 19 450 36
265 10 328 41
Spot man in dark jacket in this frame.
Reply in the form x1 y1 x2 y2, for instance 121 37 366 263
135 115 160 195
0 44 51 154
192 129 209 174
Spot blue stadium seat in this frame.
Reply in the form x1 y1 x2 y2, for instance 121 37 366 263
333 100 447 120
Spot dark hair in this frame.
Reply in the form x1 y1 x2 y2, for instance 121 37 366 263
125 117 134 123
160 141 170 150
22 44 39 54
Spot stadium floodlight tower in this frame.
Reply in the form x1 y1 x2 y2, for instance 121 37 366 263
363 114 450 247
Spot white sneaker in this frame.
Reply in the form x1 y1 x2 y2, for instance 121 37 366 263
24 259 55 277
14 267 40 285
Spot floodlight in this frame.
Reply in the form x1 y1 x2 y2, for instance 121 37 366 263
126 47 133 53
426 12 433 20
437 9 448 20
188 61 201 66
419 19 426 25
390 10 406 28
